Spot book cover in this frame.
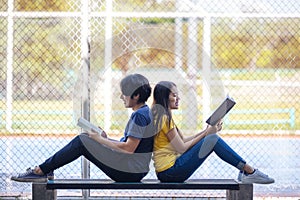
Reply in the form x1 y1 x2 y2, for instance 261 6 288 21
77 117 103 134
206 96 236 126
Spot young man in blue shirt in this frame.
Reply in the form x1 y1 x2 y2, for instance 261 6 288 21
11 74 154 182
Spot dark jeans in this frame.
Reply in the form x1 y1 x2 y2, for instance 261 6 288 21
157 134 246 182
39 133 148 182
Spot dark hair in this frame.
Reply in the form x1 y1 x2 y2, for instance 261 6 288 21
120 74 152 104
152 81 176 130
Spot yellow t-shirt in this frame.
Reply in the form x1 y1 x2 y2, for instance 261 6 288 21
153 115 180 172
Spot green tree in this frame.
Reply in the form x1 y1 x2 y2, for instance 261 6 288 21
15 0 72 11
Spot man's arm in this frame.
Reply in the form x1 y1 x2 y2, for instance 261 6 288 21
88 131 140 154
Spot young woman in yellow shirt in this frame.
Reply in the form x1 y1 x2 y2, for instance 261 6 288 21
151 81 274 184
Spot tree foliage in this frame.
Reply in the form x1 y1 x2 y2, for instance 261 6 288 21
16 0 71 11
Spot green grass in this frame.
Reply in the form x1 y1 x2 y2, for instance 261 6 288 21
0 69 299 134
0 99 298 134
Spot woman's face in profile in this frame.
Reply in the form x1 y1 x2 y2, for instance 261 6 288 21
168 86 180 110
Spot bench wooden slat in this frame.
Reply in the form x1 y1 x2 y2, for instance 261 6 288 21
33 179 253 200
46 179 240 190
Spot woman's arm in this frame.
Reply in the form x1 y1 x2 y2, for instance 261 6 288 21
167 124 221 154
177 128 205 142
178 121 223 142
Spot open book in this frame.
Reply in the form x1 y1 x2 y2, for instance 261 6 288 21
77 117 103 135
206 96 236 126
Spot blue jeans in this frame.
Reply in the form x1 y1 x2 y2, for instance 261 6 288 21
39 133 149 182
157 134 246 182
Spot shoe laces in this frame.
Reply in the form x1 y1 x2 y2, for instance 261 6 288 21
255 169 269 178
17 167 34 177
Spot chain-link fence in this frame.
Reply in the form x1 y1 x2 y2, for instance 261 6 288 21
1 0 300 199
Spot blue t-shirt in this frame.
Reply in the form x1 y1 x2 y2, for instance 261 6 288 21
120 105 154 154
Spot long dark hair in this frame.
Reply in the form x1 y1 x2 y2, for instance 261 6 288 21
152 81 176 132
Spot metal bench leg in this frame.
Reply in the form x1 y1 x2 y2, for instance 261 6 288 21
226 184 253 200
32 182 57 200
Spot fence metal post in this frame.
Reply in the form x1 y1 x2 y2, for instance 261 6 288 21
5 0 14 133
81 0 91 199
103 0 113 131
202 16 212 125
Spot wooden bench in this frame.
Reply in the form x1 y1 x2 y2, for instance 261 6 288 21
32 179 253 200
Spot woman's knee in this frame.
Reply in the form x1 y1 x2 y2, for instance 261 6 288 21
198 134 219 158
205 133 219 140
203 133 220 147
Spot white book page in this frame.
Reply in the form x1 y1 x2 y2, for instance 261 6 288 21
77 117 103 134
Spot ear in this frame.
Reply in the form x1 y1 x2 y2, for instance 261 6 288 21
133 94 140 101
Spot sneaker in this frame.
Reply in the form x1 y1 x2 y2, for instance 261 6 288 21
237 170 243 182
239 169 274 184
11 168 54 182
